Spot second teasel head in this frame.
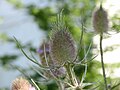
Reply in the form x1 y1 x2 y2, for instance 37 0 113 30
92 5 109 34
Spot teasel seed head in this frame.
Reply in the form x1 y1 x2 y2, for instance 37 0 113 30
92 5 108 33
11 77 35 90
38 42 67 78
49 29 77 66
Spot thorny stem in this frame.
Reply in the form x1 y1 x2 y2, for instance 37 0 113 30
100 33 108 90
65 64 78 88
58 81 64 90
65 64 74 85
31 79 41 90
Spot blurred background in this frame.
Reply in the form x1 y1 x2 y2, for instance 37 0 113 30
0 0 120 90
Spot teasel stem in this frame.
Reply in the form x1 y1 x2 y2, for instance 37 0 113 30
100 32 108 90
65 64 78 88
31 79 41 90
58 81 64 90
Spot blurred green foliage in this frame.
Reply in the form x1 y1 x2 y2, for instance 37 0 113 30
0 55 18 65
7 0 23 8
28 6 54 31
111 14 120 32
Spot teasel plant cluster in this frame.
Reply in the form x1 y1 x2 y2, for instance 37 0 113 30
12 11 96 90
12 4 119 90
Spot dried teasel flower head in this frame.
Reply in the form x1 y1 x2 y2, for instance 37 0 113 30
37 42 67 78
49 14 77 66
92 4 108 34
11 77 35 90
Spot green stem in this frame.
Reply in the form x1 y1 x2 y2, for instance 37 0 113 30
31 79 41 90
100 33 108 90
59 82 64 90
66 64 74 85
65 64 78 87
57 81 64 90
